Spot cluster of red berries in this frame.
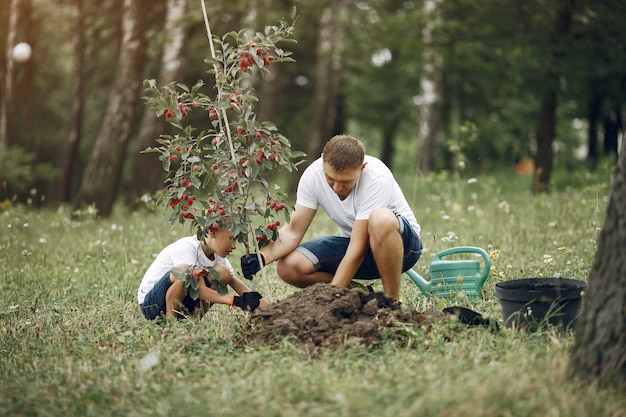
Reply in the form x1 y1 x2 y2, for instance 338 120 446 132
223 181 238 193
168 179 196 219
207 200 226 216
268 200 286 212
180 211 195 219
164 102 194 119
208 106 219 120
169 193 197 209
267 221 281 230
237 46 274 73
192 267 210 282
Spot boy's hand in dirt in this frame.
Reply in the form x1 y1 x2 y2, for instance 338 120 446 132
232 291 262 311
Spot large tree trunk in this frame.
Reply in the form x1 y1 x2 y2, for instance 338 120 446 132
125 0 188 208
568 138 626 386
73 0 148 216
416 0 441 175
53 0 85 203
304 0 350 164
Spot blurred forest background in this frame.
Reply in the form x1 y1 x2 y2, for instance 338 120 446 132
1 0 625 216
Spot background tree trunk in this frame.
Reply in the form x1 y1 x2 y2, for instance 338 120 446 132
0 0 19 146
568 138 626 386
532 0 573 194
533 89 556 194
586 88 602 167
73 0 148 216
417 0 441 175
603 106 622 159
53 0 85 203
304 0 350 164
124 0 188 208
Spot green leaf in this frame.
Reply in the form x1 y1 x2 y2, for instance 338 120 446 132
210 279 228 295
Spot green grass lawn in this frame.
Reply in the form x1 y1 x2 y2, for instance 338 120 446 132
1 166 624 416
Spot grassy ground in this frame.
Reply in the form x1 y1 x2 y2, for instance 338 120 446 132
1 165 624 417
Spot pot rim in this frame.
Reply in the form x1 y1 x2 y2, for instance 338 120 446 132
494 277 586 300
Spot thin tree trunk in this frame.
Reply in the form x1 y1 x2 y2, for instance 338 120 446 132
532 0 573 193
73 0 148 217
125 0 188 207
603 106 622 159
533 89 556 194
304 0 350 163
0 0 19 146
54 0 85 203
417 0 441 175
586 89 602 167
568 137 626 386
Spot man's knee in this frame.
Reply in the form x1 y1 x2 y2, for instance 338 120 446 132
276 252 313 283
368 208 399 235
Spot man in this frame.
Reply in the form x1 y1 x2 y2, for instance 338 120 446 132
242 135 422 300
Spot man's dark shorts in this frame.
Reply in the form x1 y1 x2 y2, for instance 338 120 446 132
294 214 423 279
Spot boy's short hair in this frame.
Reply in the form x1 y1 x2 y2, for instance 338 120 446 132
322 135 365 171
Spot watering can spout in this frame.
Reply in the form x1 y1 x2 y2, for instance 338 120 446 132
405 268 431 295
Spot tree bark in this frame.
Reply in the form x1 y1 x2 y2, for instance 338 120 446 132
586 88 602 166
304 0 350 164
532 0 573 194
417 0 441 175
533 89 556 194
603 107 622 159
568 138 626 386
53 0 85 203
73 0 148 216
125 0 188 208
0 0 19 146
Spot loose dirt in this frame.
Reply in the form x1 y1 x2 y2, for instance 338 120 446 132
234 283 447 354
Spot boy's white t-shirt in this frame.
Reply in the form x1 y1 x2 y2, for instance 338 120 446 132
296 155 420 238
137 236 235 305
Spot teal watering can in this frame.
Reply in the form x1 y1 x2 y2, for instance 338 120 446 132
405 246 491 299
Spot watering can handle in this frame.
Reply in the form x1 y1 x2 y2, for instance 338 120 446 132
433 246 491 277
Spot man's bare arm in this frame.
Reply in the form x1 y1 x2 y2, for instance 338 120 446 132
331 219 370 287
261 204 317 264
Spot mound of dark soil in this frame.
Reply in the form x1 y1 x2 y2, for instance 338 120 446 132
234 283 446 353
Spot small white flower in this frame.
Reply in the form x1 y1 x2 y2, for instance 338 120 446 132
467 178 477 184
139 351 160 373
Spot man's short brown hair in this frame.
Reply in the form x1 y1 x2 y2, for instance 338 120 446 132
322 135 365 171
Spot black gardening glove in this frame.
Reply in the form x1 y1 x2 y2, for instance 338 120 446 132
240 253 265 280
232 291 263 312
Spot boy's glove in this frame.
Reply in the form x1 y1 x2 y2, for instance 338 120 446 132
240 253 265 279
232 291 263 311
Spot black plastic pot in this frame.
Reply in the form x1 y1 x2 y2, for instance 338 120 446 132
494 278 586 331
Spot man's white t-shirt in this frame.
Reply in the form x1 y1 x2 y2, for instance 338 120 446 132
296 155 420 238
137 236 235 305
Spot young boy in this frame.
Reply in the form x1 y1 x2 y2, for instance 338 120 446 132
138 225 266 320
